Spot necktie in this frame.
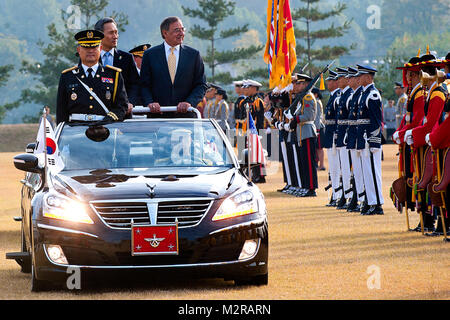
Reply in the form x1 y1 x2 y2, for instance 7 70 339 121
103 52 112 67
87 68 93 79
168 47 176 84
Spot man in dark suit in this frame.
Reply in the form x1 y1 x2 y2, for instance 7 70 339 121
95 18 140 115
140 16 207 118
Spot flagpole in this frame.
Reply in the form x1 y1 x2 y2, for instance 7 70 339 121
246 103 251 182
42 107 48 188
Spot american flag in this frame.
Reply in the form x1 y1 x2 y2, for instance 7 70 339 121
248 112 266 165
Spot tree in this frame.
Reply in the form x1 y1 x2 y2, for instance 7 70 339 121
182 0 264 83
292 0 353 75
0 64 13 121
11 0 128 123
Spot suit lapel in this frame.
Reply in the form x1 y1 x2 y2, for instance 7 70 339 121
173 45 186 85
158 43 172 85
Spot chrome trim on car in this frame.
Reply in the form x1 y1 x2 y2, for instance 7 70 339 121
90 197 214 230
37 223 98 239
209 218 266 235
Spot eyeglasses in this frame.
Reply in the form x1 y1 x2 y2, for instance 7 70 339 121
171 27 186 34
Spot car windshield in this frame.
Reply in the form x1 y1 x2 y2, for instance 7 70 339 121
57 120 235 171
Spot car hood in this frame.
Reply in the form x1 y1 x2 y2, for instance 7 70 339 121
51 167 245 201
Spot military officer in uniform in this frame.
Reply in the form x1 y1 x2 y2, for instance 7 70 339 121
335 67 354 209
394 81 408 128
128 44 151 110
346 67 365 212
129 44 151 75
323 70 341 206
356 64 384 215
56 29 128 125
287 73 318 197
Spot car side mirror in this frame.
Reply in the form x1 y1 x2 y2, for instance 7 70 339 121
13 154 43 174
26 143 36 154
239 148 260 171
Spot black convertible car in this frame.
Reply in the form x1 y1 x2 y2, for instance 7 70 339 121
8 117 268 291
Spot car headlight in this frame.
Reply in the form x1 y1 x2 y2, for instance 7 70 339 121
212 189 259 221
43 192 94 225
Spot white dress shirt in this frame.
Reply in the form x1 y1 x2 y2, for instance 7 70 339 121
81 63 99 77
101 49 115 66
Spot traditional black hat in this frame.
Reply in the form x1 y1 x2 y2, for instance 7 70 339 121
75 29 104 47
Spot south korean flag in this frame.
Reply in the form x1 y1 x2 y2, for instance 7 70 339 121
35 113 64 174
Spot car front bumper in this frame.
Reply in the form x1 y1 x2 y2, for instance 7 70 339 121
32 217 268 283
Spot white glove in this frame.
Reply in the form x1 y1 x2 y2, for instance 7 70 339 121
276 122 284 131
404 129 412 143
284 109 294 120
425 133 431 147
370 148 379 153
406 135 414 146
264 111 273 122
284 123 291 131
393 131 401 144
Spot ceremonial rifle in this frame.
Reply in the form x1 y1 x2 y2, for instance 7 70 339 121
286 60 335 116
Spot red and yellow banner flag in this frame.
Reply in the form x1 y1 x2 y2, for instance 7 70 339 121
264 0 297 89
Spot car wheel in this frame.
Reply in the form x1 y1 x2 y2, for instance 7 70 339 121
235 273 268 286
31 263 49 292
20 222 31 274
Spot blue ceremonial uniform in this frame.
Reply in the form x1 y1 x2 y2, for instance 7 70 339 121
346 86 364 150
356 83 383 150
322 88 340 149
335 86 353 148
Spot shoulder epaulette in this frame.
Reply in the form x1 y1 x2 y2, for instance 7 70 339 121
106 65 122 72
62 66 78 74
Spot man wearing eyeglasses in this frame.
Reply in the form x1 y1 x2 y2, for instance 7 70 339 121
140 16 207 118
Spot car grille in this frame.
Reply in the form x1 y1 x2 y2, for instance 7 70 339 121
91 199 212 229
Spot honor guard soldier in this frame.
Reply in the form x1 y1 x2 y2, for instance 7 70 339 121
244 79 266 183
335 67 354 209
346 67 365 212
356 64 384 215
405 52 447 232
394 81 408 128
286 73 318 197
391 55 425 219
323 70 342 206
425 53 450 238
56 29 128 125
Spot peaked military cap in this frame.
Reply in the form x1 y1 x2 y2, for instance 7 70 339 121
335 67 348 78
129 44 151 57
356 64 377 75
75 29 104 47
293 73 312 82
346 67 358 77
394 82 404 88
233 80 244 87
326 70 338 81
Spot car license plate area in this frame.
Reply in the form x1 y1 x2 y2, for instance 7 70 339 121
131 224 179 256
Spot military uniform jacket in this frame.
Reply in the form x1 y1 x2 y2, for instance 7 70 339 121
56 63 128 125
356 84 383 150
346 86 363 150
234 96 246 121
294 91 317 141
394 83 424 142
429 92 450 149
322 89 340 149
335 86 354 148
412 82 446 148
